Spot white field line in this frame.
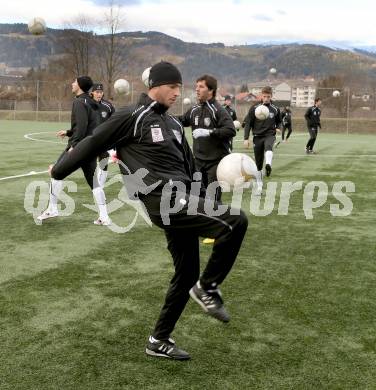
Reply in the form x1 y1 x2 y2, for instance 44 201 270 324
24 131 62 144
1 131 62 181
12 131 375 184
0 170 49 181
234 138 376 158
272 154 376 158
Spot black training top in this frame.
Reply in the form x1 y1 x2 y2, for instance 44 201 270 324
52 93 195 191
179 98 236 161
244 102 281 139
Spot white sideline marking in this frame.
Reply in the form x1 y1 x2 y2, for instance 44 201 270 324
274 153 376 158
0 170 49 181
24 131 62 144
234 139 376 158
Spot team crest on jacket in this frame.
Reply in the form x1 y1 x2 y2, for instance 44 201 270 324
269 113 274 118
101 112 108 118
204 117 211 127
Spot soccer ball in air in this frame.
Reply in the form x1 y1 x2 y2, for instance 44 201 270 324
114 79 130 95
255 105 270 120
216 153 257 188
141 67 151 87
332 90 340 97
269 67 277 74
183 97 191 105
233 120 241 130
28 17 46 35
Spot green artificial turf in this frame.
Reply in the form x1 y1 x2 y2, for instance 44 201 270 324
1 120 376 389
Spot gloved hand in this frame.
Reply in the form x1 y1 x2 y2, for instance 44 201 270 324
192 128 212 139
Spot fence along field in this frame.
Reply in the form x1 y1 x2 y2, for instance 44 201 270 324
1 79 376 133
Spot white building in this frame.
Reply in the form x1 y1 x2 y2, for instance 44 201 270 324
290 81 316 107
247 80 317 107
274 82 292 101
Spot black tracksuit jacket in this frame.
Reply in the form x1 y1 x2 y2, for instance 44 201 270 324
179 98 236 161
281 110 292 126
66 93 100 149
244 102 281 139
98 99 115 124
52 93 195 191
304 106 321 128
223 104 237 121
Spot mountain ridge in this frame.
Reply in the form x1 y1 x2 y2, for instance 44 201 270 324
1 23 375 85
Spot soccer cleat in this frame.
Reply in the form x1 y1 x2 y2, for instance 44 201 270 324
202 238 215 244
93 218 111 226
189 281 230 323
145 336 191 360
305 148 310 154
265 164 272 177
309 150 317 154
37 209 59 222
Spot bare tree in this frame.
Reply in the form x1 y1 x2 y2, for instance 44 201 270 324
96 1 126 97
60 15 95 76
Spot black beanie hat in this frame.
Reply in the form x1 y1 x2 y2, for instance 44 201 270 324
148 61 182 89
92 83 104 91
77 76 93 93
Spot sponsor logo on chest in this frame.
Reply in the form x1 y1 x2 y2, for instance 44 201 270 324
150 124 164 143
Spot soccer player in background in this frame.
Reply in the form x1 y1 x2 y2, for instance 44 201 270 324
223 95 238 122
305 98 322 154
179 75 236 244
179 75 236 203
49 62 248 361
281 106 292 142
243 86 281 195
90 83 116 188
38 76 111 225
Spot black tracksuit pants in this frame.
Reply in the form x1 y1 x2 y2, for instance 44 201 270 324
253 134 275 171
57 149 98 189
140 191 248 340
195 158 222 202
306 126 318 151
282 124 292 140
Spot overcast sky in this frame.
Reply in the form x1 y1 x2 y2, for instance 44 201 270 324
1 0 375 47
